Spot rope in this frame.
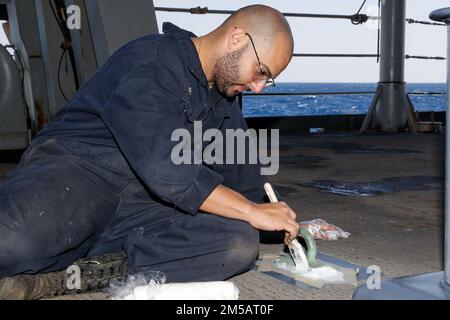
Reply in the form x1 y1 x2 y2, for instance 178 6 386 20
408 92 446 95
57 48 70 102
293 53 378 58
48 0 79 95
355 0 367 15
243 91 376 97
155 6 445 27
292 53 445 60
48 0 67 38
243 91 446 97
406 18 446 26
351 0 368 25
376 0 381 63
350 14 369 25
405 55 446 60
155 7 377 22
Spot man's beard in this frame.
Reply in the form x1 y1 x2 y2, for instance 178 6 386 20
213 45 247 98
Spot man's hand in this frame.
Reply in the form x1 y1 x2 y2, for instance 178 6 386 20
248 202 300 245
200 185 300 245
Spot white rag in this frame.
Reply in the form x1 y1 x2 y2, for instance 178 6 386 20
123 281 240 300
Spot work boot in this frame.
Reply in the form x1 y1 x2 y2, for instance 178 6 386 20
0 251 128 300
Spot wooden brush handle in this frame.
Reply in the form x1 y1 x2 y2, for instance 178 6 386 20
264 182 318 266
264 183 278 203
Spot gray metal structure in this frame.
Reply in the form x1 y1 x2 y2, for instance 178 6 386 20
0 43 28 149
361 0 416 132
0 0 159 151
1 0 76 149
83 0 158 68
64 0 98 87
1 0 50 150
35 0 78 118
353 7 450 300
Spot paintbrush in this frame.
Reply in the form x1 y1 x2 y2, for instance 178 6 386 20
264 183 310 274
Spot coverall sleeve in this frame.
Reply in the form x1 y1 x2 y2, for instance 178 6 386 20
100 62 223 215
212 102 269 204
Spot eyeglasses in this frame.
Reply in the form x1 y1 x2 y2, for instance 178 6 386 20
245 32 276 88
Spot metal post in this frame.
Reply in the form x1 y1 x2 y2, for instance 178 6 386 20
6 0 50 129
363 0 413 132
444 13 450 286
431 6 450 288
376 0 410 131
35 0 78 116
353 7 450 299
379 0 406 84
64 0 99 86
0 44 28 150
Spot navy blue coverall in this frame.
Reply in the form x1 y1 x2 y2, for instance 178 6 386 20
0 23 268 282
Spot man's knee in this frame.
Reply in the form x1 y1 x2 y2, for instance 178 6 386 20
223 223 260 274
0 225 85 278
0 226 41 275
0 214 60 276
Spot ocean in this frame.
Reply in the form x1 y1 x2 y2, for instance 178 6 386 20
242 83 447 118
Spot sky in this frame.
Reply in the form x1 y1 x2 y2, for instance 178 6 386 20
1 0 448 83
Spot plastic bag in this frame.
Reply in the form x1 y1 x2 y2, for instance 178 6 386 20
300 219 350 241
106 271 239 300
106 271 166 300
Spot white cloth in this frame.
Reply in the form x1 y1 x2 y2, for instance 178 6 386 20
123 281 239 300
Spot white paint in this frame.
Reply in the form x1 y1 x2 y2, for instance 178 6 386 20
274 259 344 283
120 281 239 300
288 239 309 274
300 266 344 282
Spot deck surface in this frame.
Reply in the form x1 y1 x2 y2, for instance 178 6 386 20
0 132 444 300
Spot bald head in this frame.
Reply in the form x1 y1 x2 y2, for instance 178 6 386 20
220 5 294 55
193 5 294 97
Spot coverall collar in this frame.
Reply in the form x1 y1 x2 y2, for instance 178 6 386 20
162 22 209 87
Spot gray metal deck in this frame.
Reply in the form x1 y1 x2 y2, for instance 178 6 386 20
0 131 445 300
236 131 444 299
